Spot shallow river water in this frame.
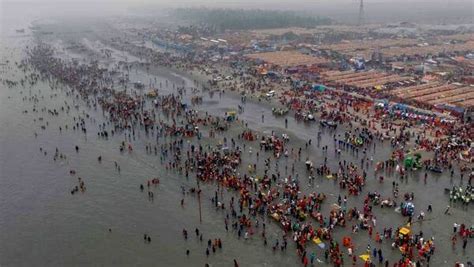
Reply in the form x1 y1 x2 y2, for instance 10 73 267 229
1 5 472 267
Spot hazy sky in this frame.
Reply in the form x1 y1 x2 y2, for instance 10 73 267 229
2 0 472 24
3 0 473 4
2 0 471 12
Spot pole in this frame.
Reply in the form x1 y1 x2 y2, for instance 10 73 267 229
198 189 202 223
197 179 202 223
358 0 365 26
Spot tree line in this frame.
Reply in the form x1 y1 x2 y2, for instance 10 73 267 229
172 8 331 32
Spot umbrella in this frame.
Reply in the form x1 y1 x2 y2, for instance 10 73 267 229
359 254 371 262
312 237 326 249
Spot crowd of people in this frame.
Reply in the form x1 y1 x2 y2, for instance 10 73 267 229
4 38 471 267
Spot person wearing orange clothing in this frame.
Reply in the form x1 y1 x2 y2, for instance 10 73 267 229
375 232 381 243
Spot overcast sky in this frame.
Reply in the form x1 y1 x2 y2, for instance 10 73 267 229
3 0 472 4
2 0 472 24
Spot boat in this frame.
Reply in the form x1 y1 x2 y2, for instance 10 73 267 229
448 186 473 204
272 107 289 116
428 165 443 173
320 119 337 128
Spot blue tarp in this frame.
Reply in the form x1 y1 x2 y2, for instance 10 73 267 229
312 84 326 91
392 103 408 111
435 104 465 114
267 71 280 77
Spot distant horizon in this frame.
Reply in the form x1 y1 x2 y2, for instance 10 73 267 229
2 0 473 25
2 0 473 5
